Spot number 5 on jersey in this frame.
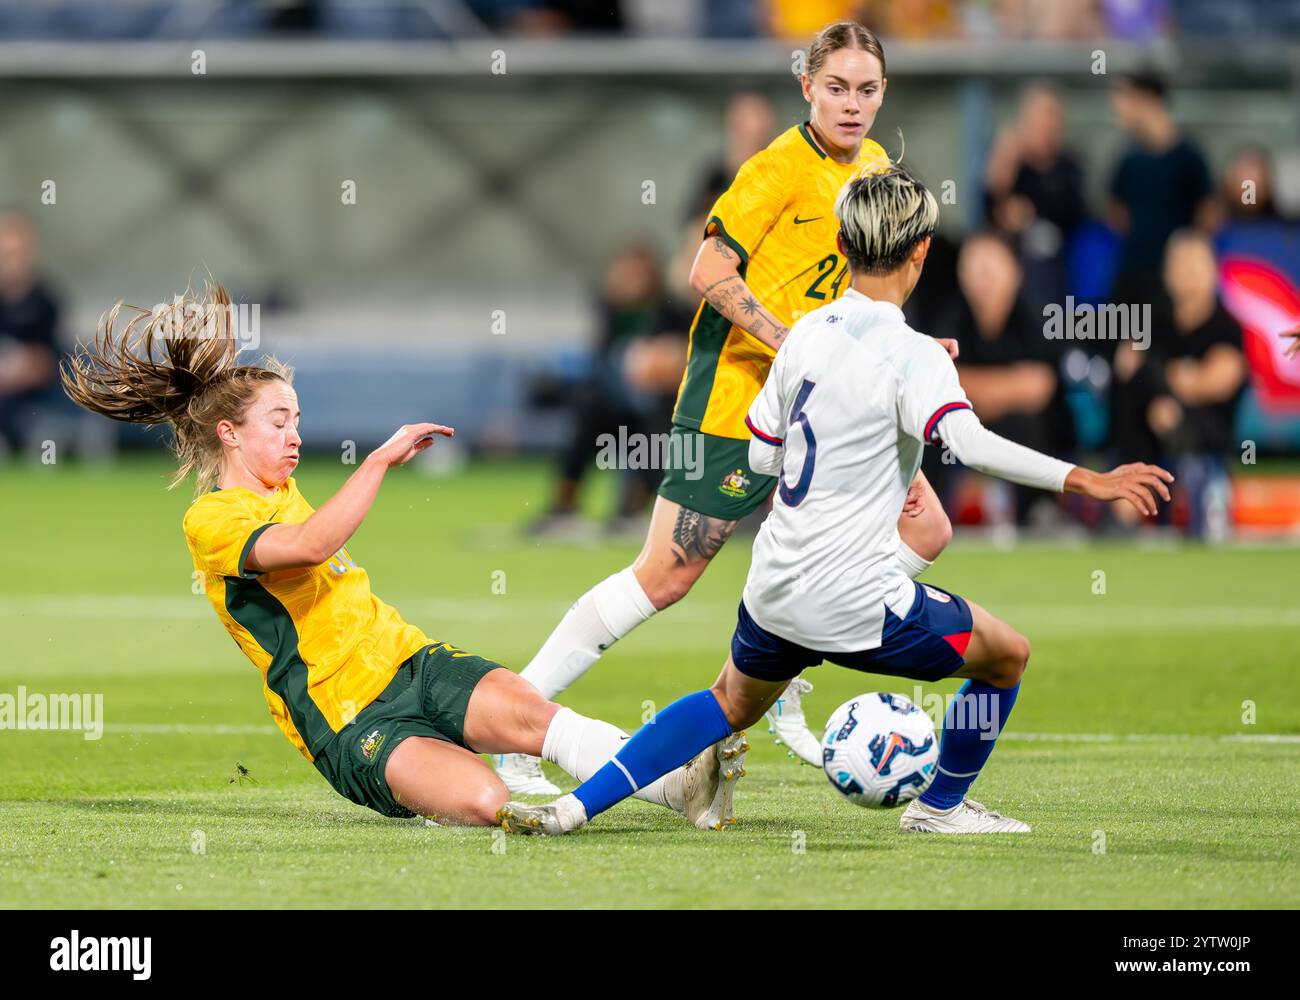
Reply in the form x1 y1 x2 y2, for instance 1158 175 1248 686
779 379 817 507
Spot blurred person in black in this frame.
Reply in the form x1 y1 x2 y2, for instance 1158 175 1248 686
529 239 687 537
935 230 1075 526
1110 230 1247 538
669 92 777 304
0 210 60 456
984 82 1087 316
687 91 777 222
1107 71 1215 326
513 0 625 34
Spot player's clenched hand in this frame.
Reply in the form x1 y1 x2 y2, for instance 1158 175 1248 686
935 338 960 360
902 478 926 517
1065 462 1174 517
370 423 454 467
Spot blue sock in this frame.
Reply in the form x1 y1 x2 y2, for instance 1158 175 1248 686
571 690 733 819
919 679 1020 810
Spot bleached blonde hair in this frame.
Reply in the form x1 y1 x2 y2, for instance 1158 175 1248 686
834 164 939 276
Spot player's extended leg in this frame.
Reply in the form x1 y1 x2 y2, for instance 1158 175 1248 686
521 495 739 698
771 471 952 766
898 598 1032 834
497 495 738 793
386 737 510 825
497 655 774 836
462 667 736 829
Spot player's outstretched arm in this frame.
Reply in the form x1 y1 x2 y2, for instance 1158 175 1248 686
1062 463 1175 518
247 423 453 573
936 407 1172 518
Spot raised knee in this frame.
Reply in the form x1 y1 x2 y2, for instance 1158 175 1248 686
999 631 1031 685
928 508 953 556
1015 632 1031 671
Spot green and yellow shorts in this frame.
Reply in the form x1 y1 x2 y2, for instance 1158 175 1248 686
312 642 504 818
656 424 777 521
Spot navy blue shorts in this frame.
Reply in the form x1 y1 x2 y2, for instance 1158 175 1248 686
731 582 974 684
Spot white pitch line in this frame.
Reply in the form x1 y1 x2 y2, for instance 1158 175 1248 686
102 723 278 735
94 723 1300 745
999 732 1300 745
3 595 1300 632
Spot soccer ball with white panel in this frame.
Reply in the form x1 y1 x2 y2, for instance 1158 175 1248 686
820 692 938 808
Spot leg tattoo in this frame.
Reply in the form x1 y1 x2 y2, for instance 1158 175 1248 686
671 507 738 566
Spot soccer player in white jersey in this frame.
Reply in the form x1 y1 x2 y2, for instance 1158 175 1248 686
498 164 1173 836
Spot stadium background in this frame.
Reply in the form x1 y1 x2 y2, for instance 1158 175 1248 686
1 0 1298 909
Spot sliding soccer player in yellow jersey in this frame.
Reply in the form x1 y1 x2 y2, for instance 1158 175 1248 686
60 282 744 828
501 21 959 794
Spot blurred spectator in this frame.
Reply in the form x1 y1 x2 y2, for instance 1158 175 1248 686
1101 0 1172 41
1110 230 1247 537
764 1 870 41
991 0 1105 38
0 210 61 457
514 0 625 34
984 81 1087 314
1107 71 1216 316
669 91 777 304
857 0 959 39
529 239 687 536
937 231 1076 525
1221 145 1281 222
686 91 778 223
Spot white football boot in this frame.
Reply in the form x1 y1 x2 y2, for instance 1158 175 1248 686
899 798 1031 834
765 675 823 767
494 753 562 795
680 732 749 831
497 793 588 836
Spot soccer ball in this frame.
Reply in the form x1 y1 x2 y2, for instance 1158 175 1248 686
820 692 938 808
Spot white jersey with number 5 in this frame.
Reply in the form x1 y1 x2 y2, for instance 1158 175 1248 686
742 289 972 651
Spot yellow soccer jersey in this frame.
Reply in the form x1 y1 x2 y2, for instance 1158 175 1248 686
183 479 431 761
674 122 891 440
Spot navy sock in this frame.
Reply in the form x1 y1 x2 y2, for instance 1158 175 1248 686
572 690 733 819
919 679 1020 810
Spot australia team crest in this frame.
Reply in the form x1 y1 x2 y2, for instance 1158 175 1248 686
360 728 385 760
719 468 751 499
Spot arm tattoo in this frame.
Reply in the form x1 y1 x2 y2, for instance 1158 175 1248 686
671 507 738 566
701 274 743 299
710 236 737 262
700 270 787 351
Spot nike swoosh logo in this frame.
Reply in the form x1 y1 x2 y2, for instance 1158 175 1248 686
793 215 823 225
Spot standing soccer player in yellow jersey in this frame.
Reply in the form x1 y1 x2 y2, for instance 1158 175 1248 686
502 21 959 793
60 281 746 828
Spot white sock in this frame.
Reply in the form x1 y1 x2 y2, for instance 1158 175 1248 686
541 707 684 812
897 540 933 580
520 567 656 700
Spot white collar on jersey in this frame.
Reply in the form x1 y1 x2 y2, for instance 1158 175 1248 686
843 287 906 322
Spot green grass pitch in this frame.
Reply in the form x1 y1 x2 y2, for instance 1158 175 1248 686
1 457 1297 908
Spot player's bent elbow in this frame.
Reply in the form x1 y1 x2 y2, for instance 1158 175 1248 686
688 260 706 296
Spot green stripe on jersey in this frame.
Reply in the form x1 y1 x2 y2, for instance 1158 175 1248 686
224 578 336 754
705 214 750 264
673 302 735 430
